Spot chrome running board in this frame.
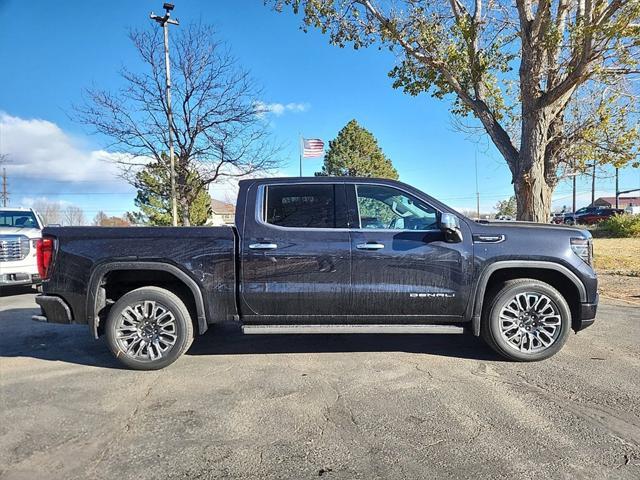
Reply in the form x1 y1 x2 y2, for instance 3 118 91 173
242 324 465 335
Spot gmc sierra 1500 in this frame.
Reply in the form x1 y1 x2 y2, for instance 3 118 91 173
33 177 598 369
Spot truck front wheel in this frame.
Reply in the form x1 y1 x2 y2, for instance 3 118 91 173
481 279 571 361
105 286 194 370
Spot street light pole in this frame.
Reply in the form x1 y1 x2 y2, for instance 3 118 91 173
151 3 179 226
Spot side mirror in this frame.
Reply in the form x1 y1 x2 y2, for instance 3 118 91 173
440 213 463 243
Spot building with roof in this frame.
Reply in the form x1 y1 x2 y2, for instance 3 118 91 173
591 196 640 209
209 199 235 225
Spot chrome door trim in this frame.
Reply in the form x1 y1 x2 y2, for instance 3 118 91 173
356 242 385 250
248 243 278 250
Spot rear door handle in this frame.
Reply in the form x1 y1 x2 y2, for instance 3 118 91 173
356 242 385 250
249 243 278 250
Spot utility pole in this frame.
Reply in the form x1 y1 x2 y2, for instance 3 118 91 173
572 174 576 213
475 151 480 219
615 167 619 209
151 3 179 226
591 162 596 206
1 168 8 207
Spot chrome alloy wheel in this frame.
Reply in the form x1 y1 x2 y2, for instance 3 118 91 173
498 292 562 353
114 301 178 361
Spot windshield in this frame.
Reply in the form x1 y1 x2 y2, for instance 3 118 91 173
0 211 39 228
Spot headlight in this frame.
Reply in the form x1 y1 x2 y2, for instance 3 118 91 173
571 237 593 266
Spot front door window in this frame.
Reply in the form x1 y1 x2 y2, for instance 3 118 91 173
355 184 438 230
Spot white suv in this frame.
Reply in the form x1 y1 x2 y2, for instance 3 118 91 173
0 208 44 288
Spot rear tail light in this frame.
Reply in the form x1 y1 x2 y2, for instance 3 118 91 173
36 238 55 279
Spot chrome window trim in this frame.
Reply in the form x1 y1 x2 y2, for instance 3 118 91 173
254 181 445 234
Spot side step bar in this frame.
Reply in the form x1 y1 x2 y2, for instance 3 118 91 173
242 324 465 335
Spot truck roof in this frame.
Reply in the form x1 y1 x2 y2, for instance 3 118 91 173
236 176 457 217
0 207 34 212
239 176 395 186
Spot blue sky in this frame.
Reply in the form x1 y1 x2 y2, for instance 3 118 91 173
0 0 638 220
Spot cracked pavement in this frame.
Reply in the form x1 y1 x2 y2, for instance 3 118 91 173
1 288 639 479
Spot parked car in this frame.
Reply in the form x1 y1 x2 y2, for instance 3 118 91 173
625 205 640 215
0 207 44 288
551 213 567 224
564 206 623 225
34 177 598 369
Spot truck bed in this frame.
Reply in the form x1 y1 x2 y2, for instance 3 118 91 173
41 226 237 333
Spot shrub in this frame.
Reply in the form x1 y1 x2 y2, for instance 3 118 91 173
598 214 640 238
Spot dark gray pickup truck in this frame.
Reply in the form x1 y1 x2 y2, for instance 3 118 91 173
34 177 598 369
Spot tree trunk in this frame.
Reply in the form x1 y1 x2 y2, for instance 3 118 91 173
176 171 191 227
180 196 191 226
514 166 553 222
515 109 554 222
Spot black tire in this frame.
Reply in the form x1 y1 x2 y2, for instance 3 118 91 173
105 286 194 370
481 279 571 361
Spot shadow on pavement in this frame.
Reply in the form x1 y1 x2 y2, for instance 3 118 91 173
0 285 38 297
187 322 502 361
0 307 123 369
0 308 501 369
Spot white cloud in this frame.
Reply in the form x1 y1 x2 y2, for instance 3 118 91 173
255 101 309 117
208 169 289 205
20 196 73 209
0 112 131 185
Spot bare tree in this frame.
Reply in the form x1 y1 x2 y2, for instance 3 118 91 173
32 200 62 226
274 0 640 221
92 211 108 226
76 23 281 226
62 205 85 226
93 211 131 227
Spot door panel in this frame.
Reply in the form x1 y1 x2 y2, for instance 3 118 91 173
348 184 472 319
240 183 351 318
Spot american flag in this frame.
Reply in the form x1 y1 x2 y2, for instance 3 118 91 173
302 138 324 158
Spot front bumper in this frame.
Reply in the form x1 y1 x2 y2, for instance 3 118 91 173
33 295 73 324
576 293 599 331
0 272 40 286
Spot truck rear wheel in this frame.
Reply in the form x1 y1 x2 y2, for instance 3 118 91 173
481 279 571 361
105 286 194 370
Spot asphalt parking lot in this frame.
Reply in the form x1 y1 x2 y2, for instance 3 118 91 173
1 288 639 480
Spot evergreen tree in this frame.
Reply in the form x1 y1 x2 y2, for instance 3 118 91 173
495 196 517 217
133 157 211 226
317 120 398 179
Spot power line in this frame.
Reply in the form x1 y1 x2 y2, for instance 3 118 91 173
11 192 135 196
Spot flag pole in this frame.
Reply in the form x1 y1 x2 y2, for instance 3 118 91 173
299 133 303 177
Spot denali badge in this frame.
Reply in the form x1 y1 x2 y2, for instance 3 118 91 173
410 292 455 298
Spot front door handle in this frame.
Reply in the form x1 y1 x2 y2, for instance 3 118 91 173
249 243 278 250
356 242 385 250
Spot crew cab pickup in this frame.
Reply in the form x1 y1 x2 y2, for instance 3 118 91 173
34 177 598 369
1 207 44 288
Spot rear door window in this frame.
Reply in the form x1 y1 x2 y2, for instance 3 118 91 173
264 184 337 228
